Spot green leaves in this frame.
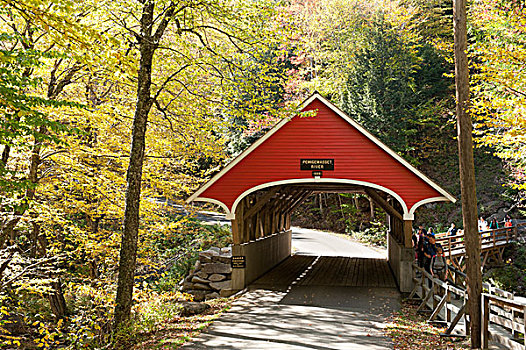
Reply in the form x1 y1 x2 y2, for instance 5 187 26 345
340 15 451 157
470 0 526 199
0 33 76 196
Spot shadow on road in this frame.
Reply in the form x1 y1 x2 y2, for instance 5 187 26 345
182 255 400 350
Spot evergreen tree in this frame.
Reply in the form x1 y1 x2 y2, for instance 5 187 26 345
340 17 451 156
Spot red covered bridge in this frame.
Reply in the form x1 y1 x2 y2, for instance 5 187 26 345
187 93 456 292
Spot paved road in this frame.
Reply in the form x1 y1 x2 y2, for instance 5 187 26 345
291 227 385 259
182 227 400 350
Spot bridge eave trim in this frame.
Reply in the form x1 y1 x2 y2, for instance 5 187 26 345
185 115 293 204
408 196 452 217
189 197 234 219
192 178 413 221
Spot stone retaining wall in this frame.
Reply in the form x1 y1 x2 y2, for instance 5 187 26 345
180 247 235 301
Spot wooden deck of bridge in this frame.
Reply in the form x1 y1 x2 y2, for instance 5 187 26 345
447 240 509 258
251 255 397 289
436 223 526 271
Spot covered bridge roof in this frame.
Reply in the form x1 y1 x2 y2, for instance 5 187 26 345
187 93 456 220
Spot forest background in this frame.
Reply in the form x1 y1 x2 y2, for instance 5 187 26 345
0 0 525 348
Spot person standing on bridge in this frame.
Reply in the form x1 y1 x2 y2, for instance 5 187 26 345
431 244 448 282
416 228 426 268
427 227 435 237
478 216 488 232
489 218 499 230
504 215 513 228
447 222 458 236
412 229 419 259
423 231 437 276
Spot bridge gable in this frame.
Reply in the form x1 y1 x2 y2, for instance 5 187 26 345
188 93 455 219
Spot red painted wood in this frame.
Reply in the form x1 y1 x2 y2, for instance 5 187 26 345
200 98 445 213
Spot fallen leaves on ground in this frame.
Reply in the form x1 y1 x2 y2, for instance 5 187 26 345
385 300 470 350
132 297 234 349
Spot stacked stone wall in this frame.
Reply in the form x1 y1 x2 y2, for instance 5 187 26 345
180 247 235 301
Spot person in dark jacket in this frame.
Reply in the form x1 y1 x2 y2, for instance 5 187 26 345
416 228 426 268
447 222 458 236
423 232 437 276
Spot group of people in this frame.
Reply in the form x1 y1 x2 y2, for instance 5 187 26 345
412 226 448 281
477 215 513 232
411 215 515 283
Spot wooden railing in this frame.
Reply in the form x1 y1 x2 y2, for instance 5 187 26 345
436 222 526 242
482 294 526 349
433 223 526 270
411 262 526 349
436 223 524 253
410 263 469 336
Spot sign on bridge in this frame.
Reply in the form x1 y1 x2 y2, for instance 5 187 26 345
300 159 334 170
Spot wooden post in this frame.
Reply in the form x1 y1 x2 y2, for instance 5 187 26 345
231 213 245 290
492 230 496 247
258 213 264 238
232 218 241 245
453 0 482 345
431 278 440 310
403 220 413 249
446 289 452 323
270 208 276 234
264 207 271 237
448 236 452 262
481 294 489 349
237 198 246 243
511 307 518 339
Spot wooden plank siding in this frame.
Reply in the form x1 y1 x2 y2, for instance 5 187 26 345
198 98 447 214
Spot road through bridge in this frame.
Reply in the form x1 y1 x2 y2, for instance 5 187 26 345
181 227 400 350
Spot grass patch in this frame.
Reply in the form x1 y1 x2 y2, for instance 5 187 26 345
385 300 470 350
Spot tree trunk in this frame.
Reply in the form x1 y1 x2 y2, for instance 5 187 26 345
30 222 39 258
0 126 44 247
1 144 10 166
48 276 67 320
453 0 482 347
38 234 47 257
113 1 156 330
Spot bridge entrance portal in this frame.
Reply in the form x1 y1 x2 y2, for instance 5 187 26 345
187 93 455 292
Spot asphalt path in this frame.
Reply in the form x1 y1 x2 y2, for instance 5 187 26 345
185 206 386 259
181 215 399 349
291 227 386 259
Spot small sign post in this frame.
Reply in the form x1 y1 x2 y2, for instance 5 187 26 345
231 256 246 268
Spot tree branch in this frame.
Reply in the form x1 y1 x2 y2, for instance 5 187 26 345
0 256 60 289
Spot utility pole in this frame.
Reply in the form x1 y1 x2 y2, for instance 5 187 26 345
453 0 482 347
